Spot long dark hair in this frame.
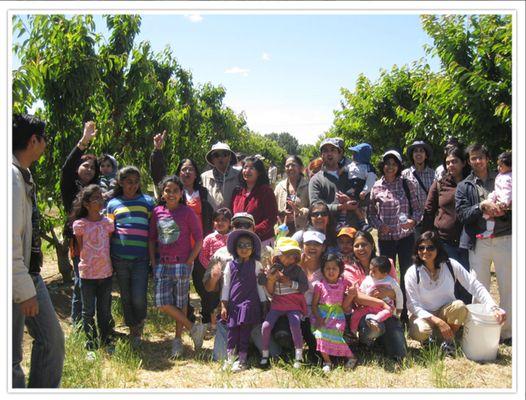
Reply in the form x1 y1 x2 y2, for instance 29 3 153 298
412 230 449 269
112 166 142 198
69 184 102 223
306 200 337 245
442 145 471 178
351 230 378 271
175 158 202 190
77 153 100 184
240 156 269 187
157 175 186 206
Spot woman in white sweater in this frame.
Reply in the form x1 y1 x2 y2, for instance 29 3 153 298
404 230 506 355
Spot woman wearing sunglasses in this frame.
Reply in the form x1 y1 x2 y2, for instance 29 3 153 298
291 200 338 252
404 230 506 356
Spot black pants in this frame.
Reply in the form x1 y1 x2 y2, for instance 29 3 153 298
191 259 220 324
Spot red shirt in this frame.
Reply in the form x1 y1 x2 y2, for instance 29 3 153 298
231 184 278 241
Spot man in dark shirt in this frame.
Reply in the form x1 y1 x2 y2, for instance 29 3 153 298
455 143 512 343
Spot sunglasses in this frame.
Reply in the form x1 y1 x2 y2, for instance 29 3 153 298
233 222 253 229
237 242 253 249
212 151 230 158
312 211 329 218
417 245 436 252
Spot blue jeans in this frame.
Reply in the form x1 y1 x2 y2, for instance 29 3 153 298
71 256 82 325
441 241 472 304
378 234 415 320
12 275 65 388
80 277 113 348
358 315 407 360
112 257 149 329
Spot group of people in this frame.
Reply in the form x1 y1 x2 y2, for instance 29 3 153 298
12 114 512 387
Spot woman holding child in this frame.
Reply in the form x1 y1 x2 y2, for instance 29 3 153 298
343 230 407 361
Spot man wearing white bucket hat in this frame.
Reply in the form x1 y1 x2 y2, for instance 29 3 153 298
201 142 240 210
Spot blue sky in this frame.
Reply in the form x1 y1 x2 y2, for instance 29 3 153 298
15 13 441 144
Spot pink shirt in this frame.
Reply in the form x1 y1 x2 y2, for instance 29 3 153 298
149 204 203 264
72 217 114 279
199 231 229 268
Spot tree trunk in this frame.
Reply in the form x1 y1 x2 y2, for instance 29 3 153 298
42 229 72 283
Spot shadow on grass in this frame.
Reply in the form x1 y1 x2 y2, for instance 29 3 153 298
137 337 214 372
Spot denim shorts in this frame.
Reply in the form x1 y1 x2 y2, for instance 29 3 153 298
154 263 192 308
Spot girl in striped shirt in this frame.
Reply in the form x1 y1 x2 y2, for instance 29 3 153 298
107 166 155 346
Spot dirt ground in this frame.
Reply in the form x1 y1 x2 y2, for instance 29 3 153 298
19 250 513 390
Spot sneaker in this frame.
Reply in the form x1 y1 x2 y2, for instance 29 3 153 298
322 363 332 374
344 357 358 370
171 338 184 358
440 341 456 357
231 360 247 373
190 323 206 351
86 351 96 362
222 358 234 371
259 356 270 369
293 360 302 369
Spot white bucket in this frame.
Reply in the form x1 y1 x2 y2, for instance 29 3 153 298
461 304 502 362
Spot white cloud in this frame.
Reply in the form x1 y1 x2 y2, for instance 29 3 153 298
262 52 271 62
185 14 203 23
224 67 250 77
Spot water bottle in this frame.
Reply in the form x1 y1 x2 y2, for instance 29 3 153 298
276 223 289 240
399 212 409 234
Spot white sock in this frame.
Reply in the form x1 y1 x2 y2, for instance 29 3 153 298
261 350 269 358
295 348 303 360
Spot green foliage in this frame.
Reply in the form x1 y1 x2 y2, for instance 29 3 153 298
12 15 286 269
329 14 511 164
267 132 300 156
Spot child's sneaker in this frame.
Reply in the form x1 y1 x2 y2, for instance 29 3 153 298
190 323 206 350
85 351 96 362
322 363 332 374
439 341 457 357
171 338 184 358
259 356 270 369
293 360 302 369
344 357 358 370
231 360 247 373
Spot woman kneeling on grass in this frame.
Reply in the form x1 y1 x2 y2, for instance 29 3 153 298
404 230 506 356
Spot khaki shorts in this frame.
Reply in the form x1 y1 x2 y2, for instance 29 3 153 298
408 300 468 342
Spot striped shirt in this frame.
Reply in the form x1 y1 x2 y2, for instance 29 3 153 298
106 194 155 260
368 176 422 241
401 166 436 217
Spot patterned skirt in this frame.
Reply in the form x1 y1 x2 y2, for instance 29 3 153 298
312 304 353 357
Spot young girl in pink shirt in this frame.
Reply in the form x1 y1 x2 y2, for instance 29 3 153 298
71 185 115 351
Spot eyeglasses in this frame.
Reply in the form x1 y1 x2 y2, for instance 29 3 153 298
212 151 230 158
233 222 253 229
312 211 329 218
417 245 436 252
237 242 253 249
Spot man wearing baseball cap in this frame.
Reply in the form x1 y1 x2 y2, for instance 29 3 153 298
308 137 361 229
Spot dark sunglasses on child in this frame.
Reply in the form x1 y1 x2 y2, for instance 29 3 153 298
312 211 329 218
237 242 253 249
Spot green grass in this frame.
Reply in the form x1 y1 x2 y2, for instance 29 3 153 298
61 327 142 389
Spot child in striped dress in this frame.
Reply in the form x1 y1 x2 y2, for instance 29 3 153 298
311 253 357 372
